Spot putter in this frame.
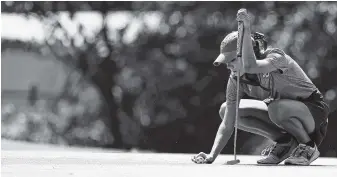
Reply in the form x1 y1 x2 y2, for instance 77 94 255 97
225 12 245 165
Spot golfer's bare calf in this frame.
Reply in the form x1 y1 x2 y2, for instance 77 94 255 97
219 99 284 141
219 99 316 144
268 99 315 144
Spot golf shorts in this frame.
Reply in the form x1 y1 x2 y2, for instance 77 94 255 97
296 90 330 146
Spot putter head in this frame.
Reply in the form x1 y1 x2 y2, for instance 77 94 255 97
225 159 240 165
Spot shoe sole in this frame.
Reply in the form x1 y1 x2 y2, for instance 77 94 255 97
257 154 289 165
284 149 320 166
257 161 282 165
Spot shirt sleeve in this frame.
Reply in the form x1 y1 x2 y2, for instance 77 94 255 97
265 48 291 73
226 77 245 106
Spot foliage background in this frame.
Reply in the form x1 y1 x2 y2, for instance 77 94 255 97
1 1 337 157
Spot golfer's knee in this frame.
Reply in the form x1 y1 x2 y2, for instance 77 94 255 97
268 100 289 124
219 102 227 120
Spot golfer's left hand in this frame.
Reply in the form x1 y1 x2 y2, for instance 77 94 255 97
191 152 215 164
236 8 251 26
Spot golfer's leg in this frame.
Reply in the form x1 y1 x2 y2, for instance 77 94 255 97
219 99 284 141
268 99 315 144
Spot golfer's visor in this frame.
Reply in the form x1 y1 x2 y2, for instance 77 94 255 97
213 53 233 66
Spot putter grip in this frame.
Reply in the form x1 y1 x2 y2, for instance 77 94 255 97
237 21 244 57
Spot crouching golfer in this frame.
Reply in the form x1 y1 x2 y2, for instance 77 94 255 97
192 10 329 165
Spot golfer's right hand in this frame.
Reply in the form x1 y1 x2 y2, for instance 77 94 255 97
191 152 215 164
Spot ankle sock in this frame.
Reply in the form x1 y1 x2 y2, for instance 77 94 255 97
305 140 315 148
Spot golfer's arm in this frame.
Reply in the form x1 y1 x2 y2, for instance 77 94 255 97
242 26 279 74
241 25 257 72
209 104 236 158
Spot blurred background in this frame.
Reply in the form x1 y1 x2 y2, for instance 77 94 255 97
1 1 337 157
